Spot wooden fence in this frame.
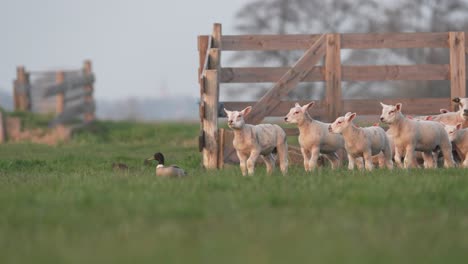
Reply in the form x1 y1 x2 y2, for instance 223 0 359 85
199 24 467 169
13 60 96 127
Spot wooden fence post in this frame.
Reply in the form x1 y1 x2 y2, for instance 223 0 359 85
198 35 209 154
449 32 466 111
202 23 222 169
14 66 31 112
0 111 5 143
55 71 65 115
325 33 342 121
83 60 95 122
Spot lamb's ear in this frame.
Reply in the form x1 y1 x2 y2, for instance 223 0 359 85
440 108 449 114
380 102 387 108
242 106 252 116
303 101 315 110
347 112 357 122
453 97 461 103
395 103 402 112
294 102 301 108
456 123 463 130
344 112 352 117
224 108 231 117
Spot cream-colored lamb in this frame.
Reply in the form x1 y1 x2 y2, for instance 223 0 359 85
224 106 288 176
284 102 345 170
329 112 393 171
426 97 468 128
443 123 468 168
380 102 454 168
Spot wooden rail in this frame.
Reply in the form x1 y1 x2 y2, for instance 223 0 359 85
198 24 467 169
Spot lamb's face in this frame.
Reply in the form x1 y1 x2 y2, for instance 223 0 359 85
224 106 251 129
454 97 468 120
380 102 401 124
284 102 314 124
284 105 304 124
443 123 462 142
329 112 355 134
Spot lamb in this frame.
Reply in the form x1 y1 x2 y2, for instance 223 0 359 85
425 97 468 128
284 102 345 170
443 123 468 168
380 102 454 168
224 106 288 176
329 112 393 171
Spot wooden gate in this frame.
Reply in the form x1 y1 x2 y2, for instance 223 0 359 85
198 23 467 169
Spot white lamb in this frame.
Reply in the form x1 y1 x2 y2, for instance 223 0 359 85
443 123 468 168
329 112 393 171
426 97 468 128
284 102 345 170
224 106 288 176
380 102 454 168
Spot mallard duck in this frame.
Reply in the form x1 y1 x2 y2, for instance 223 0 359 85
145 152 187 177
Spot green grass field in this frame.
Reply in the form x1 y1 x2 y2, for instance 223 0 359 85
1 120 468 264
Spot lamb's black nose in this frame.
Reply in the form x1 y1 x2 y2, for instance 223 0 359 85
284 117 288 121
380 117 384 121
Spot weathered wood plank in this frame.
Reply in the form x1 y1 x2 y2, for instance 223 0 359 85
55 72 65 114
221 100 327 118
341 32 449 49
43 74 95 97
202 70 220 169
221 32 449 51
342 64 450 81
220 64 449 83
217 128 225 169
49 101 95 126
343 98 450 116
0 111 6 143
64 89 93 103
198 35 209 82
83 60 95 122
449 32 466 111
325 34 342 121
245 34 327 125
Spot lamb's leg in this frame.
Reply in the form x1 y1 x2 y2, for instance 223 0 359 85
301 147 311 172
237 151 248 176
440 138 455 168
422 151 435 169
404 145 416 169
383 146 394 170
309 147 320 170
463 156 468 168
347 153 355 170
363 150 374 171
277 141 288 175
261 154 275 175
324 152 341 169
355 157 364 169
394 146 404 168
377 153 385 168
247 149 261 176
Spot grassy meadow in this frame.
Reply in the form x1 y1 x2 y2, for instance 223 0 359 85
1 119 468 263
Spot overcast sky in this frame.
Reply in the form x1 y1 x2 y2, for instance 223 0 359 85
0 0 249 100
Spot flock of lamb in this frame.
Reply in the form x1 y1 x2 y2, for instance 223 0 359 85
224 97 468 176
